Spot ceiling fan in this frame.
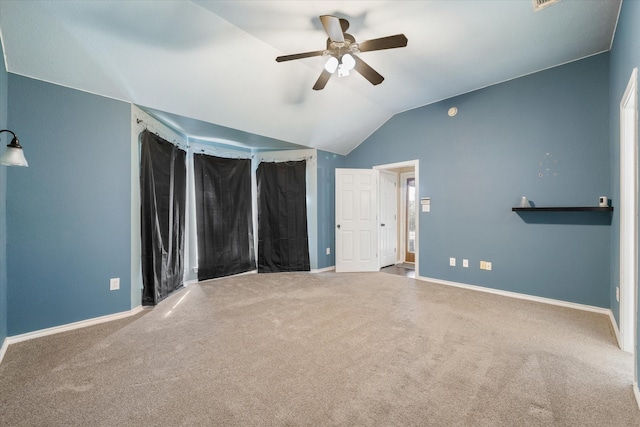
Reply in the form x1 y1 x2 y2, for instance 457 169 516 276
275 15 408 90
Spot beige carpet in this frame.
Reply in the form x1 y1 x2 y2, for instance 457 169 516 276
0 272 637 426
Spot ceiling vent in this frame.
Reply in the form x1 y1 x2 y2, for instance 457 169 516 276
533 0 561 12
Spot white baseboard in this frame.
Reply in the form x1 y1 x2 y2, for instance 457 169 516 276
1 275 625 368
190 270 258 285
634 382 640 410
4 305 145 349
608 310 622 349
0 337 8 366
0 305 144 365
416 275 611 316
312 266 336 273
191 268 335 280
417 276 627 350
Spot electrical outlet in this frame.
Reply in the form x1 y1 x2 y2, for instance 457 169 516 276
486 262 492 271
480 261 486 270
326 247 331 255
463 259 469 268
616 286 620 302
110 277 120 291
449 257 456 267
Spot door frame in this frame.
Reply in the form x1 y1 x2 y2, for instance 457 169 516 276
620 67 638 374
374 160 419 276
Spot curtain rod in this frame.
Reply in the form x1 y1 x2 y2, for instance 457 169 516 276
136 118 189 150
195 148 252 160
258 155 314 163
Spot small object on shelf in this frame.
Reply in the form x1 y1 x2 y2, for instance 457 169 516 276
519 196 529 208
599 196 609 207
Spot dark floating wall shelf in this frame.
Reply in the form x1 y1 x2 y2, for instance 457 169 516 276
512 207 613 212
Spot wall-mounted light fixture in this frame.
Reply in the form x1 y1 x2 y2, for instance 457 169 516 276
0 129 28 167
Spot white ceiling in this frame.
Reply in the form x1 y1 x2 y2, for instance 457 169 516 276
0 0 621 155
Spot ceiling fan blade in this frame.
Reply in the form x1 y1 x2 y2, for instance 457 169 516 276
276 50 325 62
353 55 384 86
313 69 332 91
319 15 345 43
357 34 408 53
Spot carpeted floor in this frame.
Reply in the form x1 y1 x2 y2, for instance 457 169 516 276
0 272 637 426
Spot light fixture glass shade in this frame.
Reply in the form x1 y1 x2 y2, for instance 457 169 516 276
0 146 28 167
341 53 355 70
324 56 338 73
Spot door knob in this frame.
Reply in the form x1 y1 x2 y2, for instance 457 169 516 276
381 223 385 226
337 224 341 229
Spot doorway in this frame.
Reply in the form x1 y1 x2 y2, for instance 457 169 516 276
619 68 638 386
335 160 419 275
374 160 419 276
401 172 416 264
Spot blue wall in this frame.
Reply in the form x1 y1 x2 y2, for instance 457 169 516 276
7 75 132 335
317 150 345 269
608 0 640 385
346 53 611 308
0 38 8 345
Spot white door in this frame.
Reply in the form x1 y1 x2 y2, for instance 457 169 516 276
379 171 398 268
335 169 379 272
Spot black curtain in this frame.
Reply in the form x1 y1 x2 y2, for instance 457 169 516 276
140 130 187 305
193 154 255 280
257 160 310 272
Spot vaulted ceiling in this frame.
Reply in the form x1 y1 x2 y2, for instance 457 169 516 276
0 1 621 155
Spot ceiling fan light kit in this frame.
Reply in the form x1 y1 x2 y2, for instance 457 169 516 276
276 15 408 90
324 56 339 73
337 53 355 77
